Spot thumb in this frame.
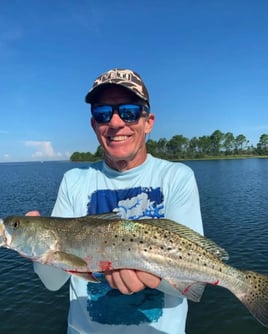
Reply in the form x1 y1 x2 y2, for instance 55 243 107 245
25 211 41 216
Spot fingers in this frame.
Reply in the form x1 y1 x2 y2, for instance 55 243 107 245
25 211 41 216
136 271 161 289
105 269 142 294
105 269 160 295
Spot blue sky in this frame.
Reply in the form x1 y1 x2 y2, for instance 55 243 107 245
1 0 268 162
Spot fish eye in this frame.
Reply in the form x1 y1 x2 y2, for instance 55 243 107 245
12 220 20 229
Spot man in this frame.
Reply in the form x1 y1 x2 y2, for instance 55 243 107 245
32 68 203 333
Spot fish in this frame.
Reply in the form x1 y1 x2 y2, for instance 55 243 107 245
0 213 267 327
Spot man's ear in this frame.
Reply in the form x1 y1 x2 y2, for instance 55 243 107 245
145 113 155 134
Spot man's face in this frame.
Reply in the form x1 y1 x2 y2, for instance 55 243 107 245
91 86 154 171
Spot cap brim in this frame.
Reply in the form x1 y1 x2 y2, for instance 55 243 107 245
85 82 148 104
85 83 113 103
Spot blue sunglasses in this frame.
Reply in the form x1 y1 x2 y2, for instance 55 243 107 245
91 104 150 124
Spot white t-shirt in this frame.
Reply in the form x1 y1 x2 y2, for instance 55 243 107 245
34 154 203 334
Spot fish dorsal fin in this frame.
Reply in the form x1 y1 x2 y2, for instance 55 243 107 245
139 218 229 261
87 213 120 220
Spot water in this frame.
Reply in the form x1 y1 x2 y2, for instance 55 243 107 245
0 159 267 334
185 159 268 334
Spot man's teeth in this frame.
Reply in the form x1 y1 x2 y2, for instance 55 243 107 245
110 136 128 141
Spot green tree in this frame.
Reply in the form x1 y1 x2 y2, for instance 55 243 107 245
234 134 248 153
222 132 235 155
146 139 158 156
94 145 104 160
210 130 224 155
157 138 168 156
257 133 268 155
188 137 199 158
166 135 189 159
70 151 81 161
198 136 212 155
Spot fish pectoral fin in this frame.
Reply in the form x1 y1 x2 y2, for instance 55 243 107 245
66 270 101 283
52 251 87 268
51 251 101 283
174 281 207 302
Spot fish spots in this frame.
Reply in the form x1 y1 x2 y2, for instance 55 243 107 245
243 270 268 306
143 245 153 253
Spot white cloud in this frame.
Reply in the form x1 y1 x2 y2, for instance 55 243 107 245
24 141 70 160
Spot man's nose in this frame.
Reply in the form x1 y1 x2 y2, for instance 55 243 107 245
108 111 125 127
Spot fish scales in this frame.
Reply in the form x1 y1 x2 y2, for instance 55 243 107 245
56 217 225 283
0 214 267 327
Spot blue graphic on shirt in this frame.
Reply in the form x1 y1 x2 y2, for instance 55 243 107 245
88 186 164 219
87 274 163 325
86 186 165 325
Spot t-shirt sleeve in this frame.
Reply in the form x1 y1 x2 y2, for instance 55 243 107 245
164 166 203 235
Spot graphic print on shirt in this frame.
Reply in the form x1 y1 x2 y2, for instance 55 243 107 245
86 186 165 325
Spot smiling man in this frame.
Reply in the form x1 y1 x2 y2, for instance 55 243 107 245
88 69 154 172
33 68 204 334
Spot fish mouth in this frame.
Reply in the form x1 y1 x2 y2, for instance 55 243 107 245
0 219 7 246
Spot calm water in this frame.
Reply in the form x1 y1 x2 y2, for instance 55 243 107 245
0 159 267 334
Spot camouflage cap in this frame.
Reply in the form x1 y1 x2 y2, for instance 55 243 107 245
85 68 150 106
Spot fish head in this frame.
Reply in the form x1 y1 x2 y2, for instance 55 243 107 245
0 216 54 259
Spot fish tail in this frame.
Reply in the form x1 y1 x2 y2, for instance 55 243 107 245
236 270 268 327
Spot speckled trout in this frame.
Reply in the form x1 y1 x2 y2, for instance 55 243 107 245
0 214 267 327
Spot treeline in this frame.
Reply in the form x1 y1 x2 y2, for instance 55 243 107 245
70 146 104 162
70 130 268 161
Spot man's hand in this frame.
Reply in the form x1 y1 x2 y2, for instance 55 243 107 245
105 269 161 294
25 211 41 216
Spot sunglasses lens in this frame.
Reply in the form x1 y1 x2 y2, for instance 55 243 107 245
91 104 146 123
118 104 141 123
91 105 113 123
